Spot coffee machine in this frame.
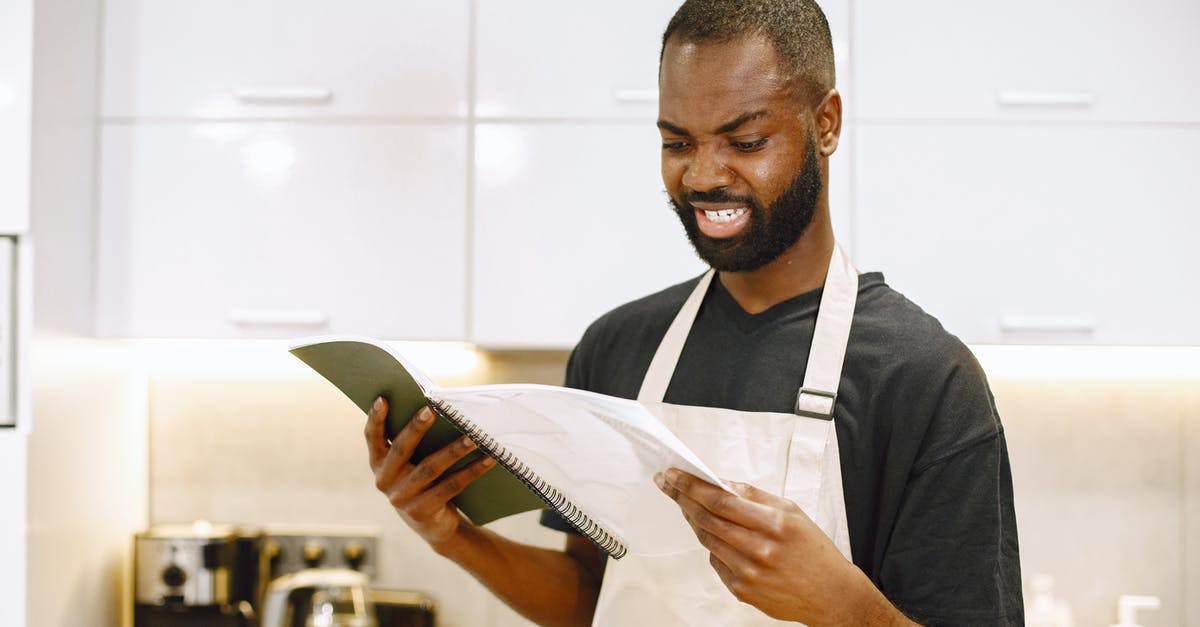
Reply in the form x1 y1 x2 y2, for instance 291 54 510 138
133 522 262 627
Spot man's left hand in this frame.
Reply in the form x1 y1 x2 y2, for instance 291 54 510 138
656 469 915 626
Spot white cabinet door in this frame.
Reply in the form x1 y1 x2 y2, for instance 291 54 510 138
102 0 469 119
475 1 679 120
854 0 1200 123
854 124 1200 345
0 0 32 233
476 0 850 121
472 123 705 348
97 122 468 339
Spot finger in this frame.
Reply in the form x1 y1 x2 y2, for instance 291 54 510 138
704 537 759 595
728 481 803 514
405 435 480 493
404 455 495 522
674 494 788 583
674 506 760 586
418 455 497 510
663 469 773 531
384 406 438 466
671 483 770 556
364 396 391 468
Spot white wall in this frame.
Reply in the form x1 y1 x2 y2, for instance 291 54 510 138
26 339 148 627
0 430 28 627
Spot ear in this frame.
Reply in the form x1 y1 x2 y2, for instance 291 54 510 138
814 88 842 158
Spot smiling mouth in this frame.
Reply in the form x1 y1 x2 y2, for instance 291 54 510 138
703 207 747 223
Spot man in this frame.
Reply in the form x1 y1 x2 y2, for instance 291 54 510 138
365 0 1022 624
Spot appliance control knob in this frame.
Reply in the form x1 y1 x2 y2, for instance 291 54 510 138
161 564 187 588
343 543 366 570
263 539 283 578
302 542 325 568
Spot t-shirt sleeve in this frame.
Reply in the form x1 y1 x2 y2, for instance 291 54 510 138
878 431 1023 626
868 343 1023 625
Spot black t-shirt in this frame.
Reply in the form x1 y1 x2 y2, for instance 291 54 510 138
541 272 1023 626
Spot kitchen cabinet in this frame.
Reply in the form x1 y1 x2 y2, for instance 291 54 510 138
854 0 1200 123
476 0 851 121
472 121 855 349
474 1 681 120
853 123 1200 345
96 122 468 339
0 0 32 233
102 0 470 119
472 0 855 348
471 122 704 348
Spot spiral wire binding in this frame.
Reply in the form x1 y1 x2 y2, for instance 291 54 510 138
430 399 628 559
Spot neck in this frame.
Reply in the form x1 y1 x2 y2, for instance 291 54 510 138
717 214 835 314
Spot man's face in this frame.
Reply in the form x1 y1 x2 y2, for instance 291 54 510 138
658 36 823 272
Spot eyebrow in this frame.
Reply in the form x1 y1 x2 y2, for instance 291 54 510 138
657 110 771 137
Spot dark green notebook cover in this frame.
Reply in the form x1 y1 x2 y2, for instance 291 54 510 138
290 337 545 525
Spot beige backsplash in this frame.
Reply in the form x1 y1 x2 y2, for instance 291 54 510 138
39 341 1200 627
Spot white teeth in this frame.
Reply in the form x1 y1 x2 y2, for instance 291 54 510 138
703 207 747 223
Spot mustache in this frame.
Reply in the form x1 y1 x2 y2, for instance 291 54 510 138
679 188 756 207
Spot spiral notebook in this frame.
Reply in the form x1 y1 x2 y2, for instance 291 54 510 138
289 335 727 559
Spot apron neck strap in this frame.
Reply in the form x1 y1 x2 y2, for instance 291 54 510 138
637 270 715 403
796 243 858 419
637 244 859 420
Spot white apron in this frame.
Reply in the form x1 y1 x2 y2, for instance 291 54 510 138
591 244 859 626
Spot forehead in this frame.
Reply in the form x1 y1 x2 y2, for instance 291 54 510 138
658 35 794 129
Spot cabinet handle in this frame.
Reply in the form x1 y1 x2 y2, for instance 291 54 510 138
612 88 658 104
228 309 329 327
233 87 334 104
998 316 1096 334
996 90 1095 107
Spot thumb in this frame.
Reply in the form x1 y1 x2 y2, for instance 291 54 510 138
727 481 804 513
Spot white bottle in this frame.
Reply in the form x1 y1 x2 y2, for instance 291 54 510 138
1026 574 1074 627
1107 594 1161 627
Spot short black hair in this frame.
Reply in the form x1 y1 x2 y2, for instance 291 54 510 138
661 0 836 106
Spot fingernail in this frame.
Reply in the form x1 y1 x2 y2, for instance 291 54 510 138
460 437 476 450
416 408 432 423
481 457 496 468
653 472 666 490
372 397 383 412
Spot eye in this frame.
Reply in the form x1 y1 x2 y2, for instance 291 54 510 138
662 140 690 153
732 138 768 152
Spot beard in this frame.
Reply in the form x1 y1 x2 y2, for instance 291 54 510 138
669 140 822 272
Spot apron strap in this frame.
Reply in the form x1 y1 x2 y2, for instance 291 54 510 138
637 270 715 403
637 243 859 416
796 244 858 419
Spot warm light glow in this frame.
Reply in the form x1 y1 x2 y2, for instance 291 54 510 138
393 341 481 380
970 344 1200 380
38 337 1200 386
129 339 483 381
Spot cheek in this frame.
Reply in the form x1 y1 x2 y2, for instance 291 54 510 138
661 156 684 195
742 161 789 202
743 148 806 200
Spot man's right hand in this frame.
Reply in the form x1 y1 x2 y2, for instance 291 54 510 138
365 396 496 552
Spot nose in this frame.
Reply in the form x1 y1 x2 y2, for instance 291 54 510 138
681 143 733 192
